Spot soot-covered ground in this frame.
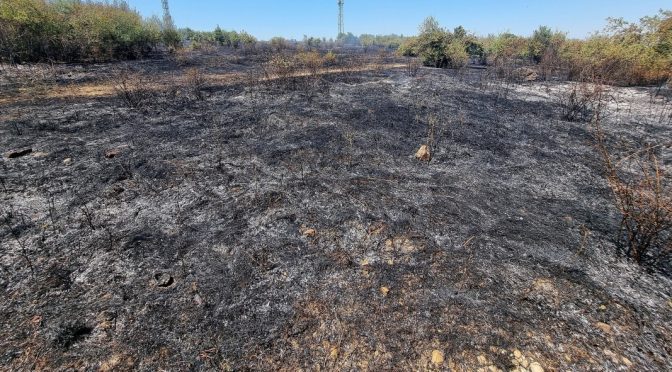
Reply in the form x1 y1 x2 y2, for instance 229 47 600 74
1 56 671 371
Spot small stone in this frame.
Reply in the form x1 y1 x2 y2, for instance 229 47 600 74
380 287 390 296
595 322 612 334
529 362 544 372
329 346 339 360
154 273 174 288
104 148 121 159
622 357 632 367
32 151 48 158
477 354 488 365
63 158 73 165
599 304 607 311
415 145 431 161
6 148 32 159
431 350 444 365
301 228 317 238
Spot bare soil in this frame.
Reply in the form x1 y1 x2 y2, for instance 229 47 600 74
1 51 671 371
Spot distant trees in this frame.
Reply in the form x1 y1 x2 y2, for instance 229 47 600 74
576 11 671 85
180 27 256 50
0 0 165 63
399 11 671 86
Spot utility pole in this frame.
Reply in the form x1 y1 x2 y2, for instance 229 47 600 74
162 0 175 30
338 0 344 37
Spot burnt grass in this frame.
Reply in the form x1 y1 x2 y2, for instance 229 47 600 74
1 54 672 371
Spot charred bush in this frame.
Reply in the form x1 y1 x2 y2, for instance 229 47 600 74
594 117 672 269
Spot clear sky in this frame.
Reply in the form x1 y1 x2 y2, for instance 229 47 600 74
127 1 670 40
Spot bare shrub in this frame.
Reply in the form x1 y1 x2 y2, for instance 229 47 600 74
323 51 337 67
556 81 608 122
185 68 207 101
594 121 672 267
405 58 421 77
113 69 154 108
262 53 299 83
296 51 323 76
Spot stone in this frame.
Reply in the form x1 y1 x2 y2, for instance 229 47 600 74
431 350 444 365
415 145 431 161
6 148 32 159
301 227 317 238
154 273 174 288
515 67 539 82
380 287 390 296
63 158 73 165
622 357 633 367
105 148 122 159
529 362 544 372
595 322 612 334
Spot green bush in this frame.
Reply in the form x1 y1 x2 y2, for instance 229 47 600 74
559 12 671 85
399 17 479 68
0 0 163 63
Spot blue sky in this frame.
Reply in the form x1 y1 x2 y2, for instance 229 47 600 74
127 1 669 40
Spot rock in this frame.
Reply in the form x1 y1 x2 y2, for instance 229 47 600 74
105 148 122 159
301 227 317 238
431 350 444 365
595 322 612 334
63 158 73 165
415 145 431 161
622 357 633 367
380 286 390 296
514 67 539 82
154 273 174 288
194 293 204 306
6 148 32 159
329 346 339 360
32 151 49 158
529 362 544 372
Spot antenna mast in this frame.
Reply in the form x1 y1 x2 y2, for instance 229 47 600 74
338 0 344 36
162 0 175 30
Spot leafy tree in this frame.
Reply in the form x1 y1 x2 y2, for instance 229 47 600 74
399 17 473 68
529 26 554 62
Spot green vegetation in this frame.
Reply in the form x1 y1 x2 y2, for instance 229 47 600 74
398 17 476 68
399 12 671 86
0 0 166 63
559 11 672 85
179 27 257 50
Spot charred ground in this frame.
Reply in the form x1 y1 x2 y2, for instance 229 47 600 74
1 51 671 371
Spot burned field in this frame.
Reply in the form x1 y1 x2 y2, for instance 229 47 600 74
1 53 672 370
